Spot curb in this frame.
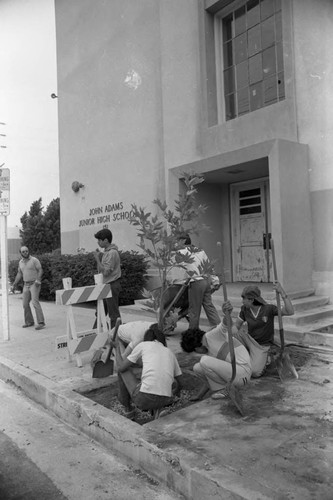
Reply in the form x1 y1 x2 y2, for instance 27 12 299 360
0 355 245 500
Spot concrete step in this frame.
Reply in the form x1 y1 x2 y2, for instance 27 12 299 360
137 293 330 311
282 305 333 327
127 293 333 348
134 295 333 325
278 322 333 348
122 304 333 347
211 293 330 311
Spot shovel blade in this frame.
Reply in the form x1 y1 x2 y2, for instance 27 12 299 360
275 352 298 382
92 358 114 379
226 384 245 416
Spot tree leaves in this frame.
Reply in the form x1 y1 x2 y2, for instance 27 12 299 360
20 198 60 254
128 173 208 330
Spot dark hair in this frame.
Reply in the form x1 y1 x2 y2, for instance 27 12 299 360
94 229 113 243
143 323 167 346
178 233 191 245
180 328 205 353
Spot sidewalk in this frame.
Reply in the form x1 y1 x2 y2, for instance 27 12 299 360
0 293 332 500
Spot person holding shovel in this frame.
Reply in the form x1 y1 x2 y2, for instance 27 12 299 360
115 324 183 419
180 324 252 401
171 233 220 330
222 283 294 378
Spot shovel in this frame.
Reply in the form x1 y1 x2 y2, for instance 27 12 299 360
270 239 298 382
217 242 244 416
92 318 121 378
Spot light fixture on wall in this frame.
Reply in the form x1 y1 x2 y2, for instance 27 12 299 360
71 181 84 193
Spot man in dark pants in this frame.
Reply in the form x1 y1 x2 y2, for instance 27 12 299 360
169 234 220 330
93 229 122 328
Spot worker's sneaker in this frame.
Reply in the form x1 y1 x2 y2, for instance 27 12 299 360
35 323 46 330
211 389 228 400
22 323 34 328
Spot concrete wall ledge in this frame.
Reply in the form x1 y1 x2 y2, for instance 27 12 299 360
0 354 247 500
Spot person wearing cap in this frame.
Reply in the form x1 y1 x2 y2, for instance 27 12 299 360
11 246 46 330
222 283 294 377
93 228 122 328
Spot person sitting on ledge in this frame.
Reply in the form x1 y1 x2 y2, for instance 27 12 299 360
222 283 294 378
116 324 183 419
180 323 252 401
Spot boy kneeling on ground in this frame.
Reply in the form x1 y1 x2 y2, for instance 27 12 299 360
116 324 182 419
180 320 252 401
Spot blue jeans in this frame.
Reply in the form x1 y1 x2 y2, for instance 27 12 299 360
22 282 45 325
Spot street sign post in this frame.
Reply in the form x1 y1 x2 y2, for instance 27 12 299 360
0 167 10 340
0 168 10 215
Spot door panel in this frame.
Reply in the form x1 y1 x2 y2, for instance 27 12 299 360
239 216 267 281
231 179 271 282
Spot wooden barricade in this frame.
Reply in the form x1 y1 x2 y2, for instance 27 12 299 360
55 277 112 367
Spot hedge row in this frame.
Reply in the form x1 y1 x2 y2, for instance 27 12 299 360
8 251 148 306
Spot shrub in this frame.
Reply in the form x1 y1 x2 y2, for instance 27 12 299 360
118 251 148 305
8 251 148 305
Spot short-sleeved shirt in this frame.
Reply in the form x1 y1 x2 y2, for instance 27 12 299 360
19 256 42 282
170 246 210 284
239 304 279 345
118 321 153 350
127 341 182 396
202 324 251 368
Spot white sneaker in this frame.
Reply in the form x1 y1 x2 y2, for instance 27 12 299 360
211 390 228 400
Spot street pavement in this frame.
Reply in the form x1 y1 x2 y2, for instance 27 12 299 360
0 379 181 500
0 292 332 500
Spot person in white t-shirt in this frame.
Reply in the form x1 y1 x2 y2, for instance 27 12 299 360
116 324 182 418
180 324 252 401
117 320 155 356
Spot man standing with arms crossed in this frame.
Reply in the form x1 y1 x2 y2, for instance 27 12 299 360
11 246 46 330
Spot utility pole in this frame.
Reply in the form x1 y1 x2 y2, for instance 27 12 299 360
0 164 10 340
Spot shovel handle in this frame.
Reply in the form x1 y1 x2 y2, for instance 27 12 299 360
107 317 122 360
270 239 285 351
160 278 191 325
217 242 237 384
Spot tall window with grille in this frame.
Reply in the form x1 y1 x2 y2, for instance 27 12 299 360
222 0 284 120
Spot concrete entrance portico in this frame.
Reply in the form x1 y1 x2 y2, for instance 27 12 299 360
172 139 312 295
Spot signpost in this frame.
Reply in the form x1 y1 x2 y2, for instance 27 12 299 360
0 167 10 340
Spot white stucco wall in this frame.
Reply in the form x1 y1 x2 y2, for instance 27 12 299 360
56 0 167 253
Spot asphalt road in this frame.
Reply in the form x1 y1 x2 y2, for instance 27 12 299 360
0 380 182 500
0 430 66 500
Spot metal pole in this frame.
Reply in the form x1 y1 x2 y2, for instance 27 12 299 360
0 214 10 340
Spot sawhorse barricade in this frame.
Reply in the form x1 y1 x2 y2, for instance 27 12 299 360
55 277 112 367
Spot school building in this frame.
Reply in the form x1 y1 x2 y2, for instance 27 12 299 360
54 0 333 299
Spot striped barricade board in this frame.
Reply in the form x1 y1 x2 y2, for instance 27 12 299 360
55 282 112 367
55 330 109 354
56 284 112 306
